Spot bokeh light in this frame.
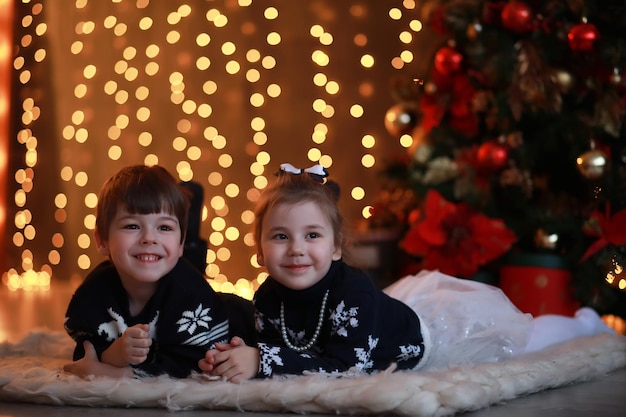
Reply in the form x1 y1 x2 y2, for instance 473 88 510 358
4 1 431 296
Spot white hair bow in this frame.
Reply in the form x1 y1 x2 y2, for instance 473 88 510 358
279 163 328 180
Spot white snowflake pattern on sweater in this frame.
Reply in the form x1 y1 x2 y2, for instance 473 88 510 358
397 344 423 362
329 301 359 337
175 304 231 347
354 335 378 371
258 342 284 376
176 304 211 334
287 327 307 345
267 315 282 333
96 309 160 342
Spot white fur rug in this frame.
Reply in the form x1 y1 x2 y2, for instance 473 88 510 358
1 330 625 416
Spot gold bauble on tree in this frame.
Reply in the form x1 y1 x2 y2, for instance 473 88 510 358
384 102 420 138
576 147 608 180
534 228 560 251
609 67 622 86
466 21 482 40
554 69 575 93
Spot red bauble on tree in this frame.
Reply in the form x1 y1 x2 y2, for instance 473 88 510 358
477 140 509 171
501 1 533 34
434 45 463 75
567 22 600 53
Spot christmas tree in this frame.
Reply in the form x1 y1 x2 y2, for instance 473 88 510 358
369 0 626 319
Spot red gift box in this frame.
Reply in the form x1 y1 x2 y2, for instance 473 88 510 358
499 253 579 317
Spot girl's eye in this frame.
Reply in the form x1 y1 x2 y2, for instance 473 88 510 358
158 225 174 231
307 232 320 239
123 224 139 230
273 233 288 240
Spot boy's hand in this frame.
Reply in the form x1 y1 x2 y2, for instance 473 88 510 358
102 323 152 367
122 323 152 364
63 341 133 379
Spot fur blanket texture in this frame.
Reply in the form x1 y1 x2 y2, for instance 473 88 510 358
1 330 625 416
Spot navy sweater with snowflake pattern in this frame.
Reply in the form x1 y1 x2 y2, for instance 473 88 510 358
64 258 233 378
253 260 426 377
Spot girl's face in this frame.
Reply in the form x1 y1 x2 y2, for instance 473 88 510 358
95 207 184 294
258 201 341 290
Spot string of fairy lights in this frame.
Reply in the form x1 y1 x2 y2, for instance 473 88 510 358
2 0 424 295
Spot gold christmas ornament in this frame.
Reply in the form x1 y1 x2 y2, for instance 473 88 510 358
466 21 482 40
384 102 420 138
534 229 559 250
609 67 622 85
576 148 608 180
505 131 524 148
554 69 574 92
424 82 437 95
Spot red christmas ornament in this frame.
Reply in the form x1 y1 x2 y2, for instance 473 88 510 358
501 1 533 34
477 140 509 171
434 45 463 75
567 22 600 53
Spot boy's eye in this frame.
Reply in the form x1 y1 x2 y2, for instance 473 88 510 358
158 225 174 231
123 224 139 230
272 233 288 240
307 232 320 239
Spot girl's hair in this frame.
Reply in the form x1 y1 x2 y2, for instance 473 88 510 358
96 165 190 243
253 170 343 253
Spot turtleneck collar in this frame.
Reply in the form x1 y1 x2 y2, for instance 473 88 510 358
270 260 341 306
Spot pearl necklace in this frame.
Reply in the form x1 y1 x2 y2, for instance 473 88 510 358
280 289 329 353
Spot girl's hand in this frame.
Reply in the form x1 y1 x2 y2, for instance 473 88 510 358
210 343 260 383
198 336 244 373
199 337 259 383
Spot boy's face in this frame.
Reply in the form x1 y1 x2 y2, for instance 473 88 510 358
95 207 184 290
258 201 341 290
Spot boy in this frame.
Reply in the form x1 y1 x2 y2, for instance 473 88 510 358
64 165 252 378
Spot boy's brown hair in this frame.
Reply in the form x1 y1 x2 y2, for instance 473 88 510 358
96 165 190 243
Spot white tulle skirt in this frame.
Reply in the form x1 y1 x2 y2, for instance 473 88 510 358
384 270 534 370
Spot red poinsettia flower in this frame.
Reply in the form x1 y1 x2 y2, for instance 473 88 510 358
581 205 626 261
399 190 517 278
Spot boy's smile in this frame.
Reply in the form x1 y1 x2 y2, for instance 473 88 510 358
96 208 184 295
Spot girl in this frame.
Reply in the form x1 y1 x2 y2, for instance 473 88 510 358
200 163 612 382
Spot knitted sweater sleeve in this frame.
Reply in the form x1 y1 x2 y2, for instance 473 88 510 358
64 263 123 361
